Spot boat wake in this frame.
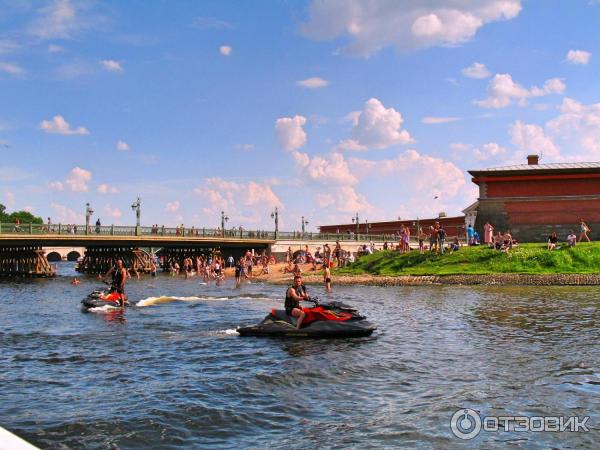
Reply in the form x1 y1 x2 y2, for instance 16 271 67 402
136 294 274 307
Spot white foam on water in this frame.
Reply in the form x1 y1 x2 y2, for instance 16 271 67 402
88 304 121 313
136 295 233 307
222 329 240 335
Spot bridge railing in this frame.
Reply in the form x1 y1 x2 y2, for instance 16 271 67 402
0 223 397 242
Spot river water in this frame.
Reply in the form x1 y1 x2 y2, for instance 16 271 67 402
1 263 598 449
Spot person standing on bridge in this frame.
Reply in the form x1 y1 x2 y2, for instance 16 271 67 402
95 218 101 234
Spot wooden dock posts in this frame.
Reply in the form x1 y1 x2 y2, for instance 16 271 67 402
0 246 55 277
76 247 154 275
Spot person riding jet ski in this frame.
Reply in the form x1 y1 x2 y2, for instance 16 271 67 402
103 259 128 306
285 275 309 329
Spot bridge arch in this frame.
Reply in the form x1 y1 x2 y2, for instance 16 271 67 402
46 251 62 262
66 250 81 261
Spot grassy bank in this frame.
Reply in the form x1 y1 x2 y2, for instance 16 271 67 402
336 242 600 276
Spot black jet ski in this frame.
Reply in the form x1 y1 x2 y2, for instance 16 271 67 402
81 288 129 311
237 298 376 338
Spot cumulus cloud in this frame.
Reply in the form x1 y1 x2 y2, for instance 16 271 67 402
116 140 130 151
51 202 83 223
65 167 92 192
297 77 330 88
473 142 508 160
509 120 560 160
165 200 180 212
475 74 565 108
300 0 522 56
422 116 461 124
293 151 358 185
339 98 413 150
97 183 119 194
40 115 89 135
103 204 122 218
219 45 232 56
49 181 64 191
100 59 123 72
0 62 26 77
275 115 307 151
546 97 600 155
567 49 591 65
462 62 491 79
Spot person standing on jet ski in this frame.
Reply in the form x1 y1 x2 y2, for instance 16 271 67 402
285 275 309 329
104 259 128 307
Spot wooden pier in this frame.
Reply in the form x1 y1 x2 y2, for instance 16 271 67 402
0 246 55 277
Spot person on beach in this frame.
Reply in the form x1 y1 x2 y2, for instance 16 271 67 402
579 219 591 242
567 230 577 247
285 275 308 329
235 257 244 288
484 221 494 247
323 263 332 292
548 231 558 251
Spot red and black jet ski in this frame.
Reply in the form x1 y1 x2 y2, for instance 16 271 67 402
81 288 128 311
237 298 376 338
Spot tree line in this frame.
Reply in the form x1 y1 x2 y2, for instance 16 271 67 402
0 203 44 224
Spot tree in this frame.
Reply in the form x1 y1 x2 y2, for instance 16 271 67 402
8 211 43 224
0 203 7 222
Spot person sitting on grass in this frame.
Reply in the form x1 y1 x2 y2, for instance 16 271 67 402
450 236 461 252
548 231 558 251
567 230 577 247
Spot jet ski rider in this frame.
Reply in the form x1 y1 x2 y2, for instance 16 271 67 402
285 275 309 329
104 259 128 306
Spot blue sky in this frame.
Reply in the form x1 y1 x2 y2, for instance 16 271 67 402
1 0 600 231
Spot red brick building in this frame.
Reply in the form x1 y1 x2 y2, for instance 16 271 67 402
469 155 600 242
318 215 466 239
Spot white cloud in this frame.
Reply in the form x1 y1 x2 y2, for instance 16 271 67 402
340 98 413 150
315 185 372 213
49 181 64 191
97 183 119 194
475 74 565 108
51 202 83 223
234 143 255 151
509 120 560 160
103 204 123 218
0 40 19 54
29 0 79 40
100 59 123 72
194 177 283 225
116 140 130 151
546 97 600 155
23 206 34 213
219 45 232 56
462 62 491 79
293 151 358 185
65 167 92 192
40 115 89 135
422 116 461 124
48 44 64 53
165 200 180 212
473 142 508 160
297 77 330 88
5 191 15 208
300 0 522 56
275 115 307 151
192 16 233 29
567 49 591 65
0 62 26 77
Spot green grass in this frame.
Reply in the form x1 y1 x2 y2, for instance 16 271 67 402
336 242 600 276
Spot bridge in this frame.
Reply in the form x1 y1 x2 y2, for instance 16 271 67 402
0 223 393 277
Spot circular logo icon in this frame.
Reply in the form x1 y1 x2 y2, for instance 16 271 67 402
450 408 482 440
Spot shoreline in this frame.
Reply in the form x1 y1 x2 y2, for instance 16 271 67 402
230 263 600 286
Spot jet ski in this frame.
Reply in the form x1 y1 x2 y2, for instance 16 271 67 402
237 298 376 338
81 288 129 311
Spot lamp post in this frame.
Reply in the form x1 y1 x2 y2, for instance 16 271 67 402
365 219 371 237
270 207 279 239
351 212 360 239
221 211 229 237
85 202 94 235
131 197 141 235
301 216 309 235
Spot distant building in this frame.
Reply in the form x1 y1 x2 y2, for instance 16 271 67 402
468 155 600 241
318 215 466 239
